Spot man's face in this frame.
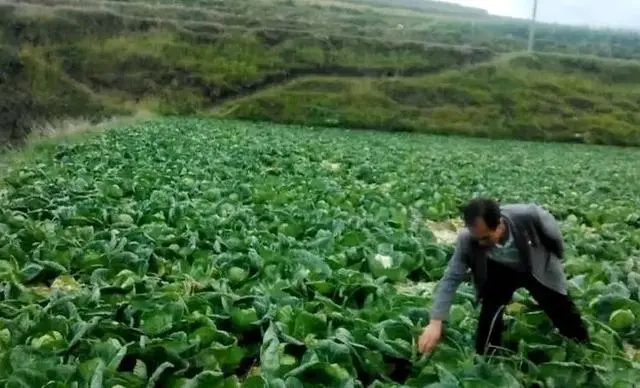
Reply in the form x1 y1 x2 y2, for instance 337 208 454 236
469 218 500 246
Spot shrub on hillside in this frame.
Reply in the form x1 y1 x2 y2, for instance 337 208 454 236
0 45 120 147
0 46 36 145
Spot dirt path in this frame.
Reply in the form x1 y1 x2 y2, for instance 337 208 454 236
206 62 485 113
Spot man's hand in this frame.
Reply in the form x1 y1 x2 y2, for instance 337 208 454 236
418 320 443 354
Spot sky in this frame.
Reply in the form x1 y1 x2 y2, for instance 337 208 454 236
445 0 640 29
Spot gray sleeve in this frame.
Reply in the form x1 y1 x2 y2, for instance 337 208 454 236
429 231 471 321
533 205 564 258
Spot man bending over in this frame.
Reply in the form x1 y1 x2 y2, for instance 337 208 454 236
418 198 589 355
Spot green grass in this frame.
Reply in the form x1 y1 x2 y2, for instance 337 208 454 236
214 53 640 146
0 117 639 386
0 44 126 145
320 0 490 17
0 2 495 143
10 0 640 59
2 0 640 146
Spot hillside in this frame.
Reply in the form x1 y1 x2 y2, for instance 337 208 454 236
337 0 489 16
2 0 640 146
215 53 640 146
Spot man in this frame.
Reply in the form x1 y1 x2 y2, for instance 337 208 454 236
418 198 589 356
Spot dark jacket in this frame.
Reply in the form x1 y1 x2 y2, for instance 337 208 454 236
430 204 567 321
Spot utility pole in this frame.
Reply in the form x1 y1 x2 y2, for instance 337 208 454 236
527 0 538 52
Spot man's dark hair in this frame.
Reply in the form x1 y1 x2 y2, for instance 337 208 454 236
462 197 501 230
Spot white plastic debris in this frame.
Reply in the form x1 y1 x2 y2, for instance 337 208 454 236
374 253 393 269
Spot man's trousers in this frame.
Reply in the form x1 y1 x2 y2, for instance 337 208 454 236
475 259 589 355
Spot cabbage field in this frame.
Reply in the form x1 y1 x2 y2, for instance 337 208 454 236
0 118 640 387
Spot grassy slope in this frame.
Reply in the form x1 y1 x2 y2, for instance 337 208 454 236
335 0 489 16
14 0 640 59
0 1 494 144
2 0 640 146
0 44 121 145
215 53 640 146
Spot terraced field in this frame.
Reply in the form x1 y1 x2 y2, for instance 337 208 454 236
1 118 639 386
7 0 640 58
3 0 640 146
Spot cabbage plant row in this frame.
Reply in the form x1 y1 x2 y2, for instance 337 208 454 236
0 118 639 387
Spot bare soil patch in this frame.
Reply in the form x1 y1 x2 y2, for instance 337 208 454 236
425 218 464 245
